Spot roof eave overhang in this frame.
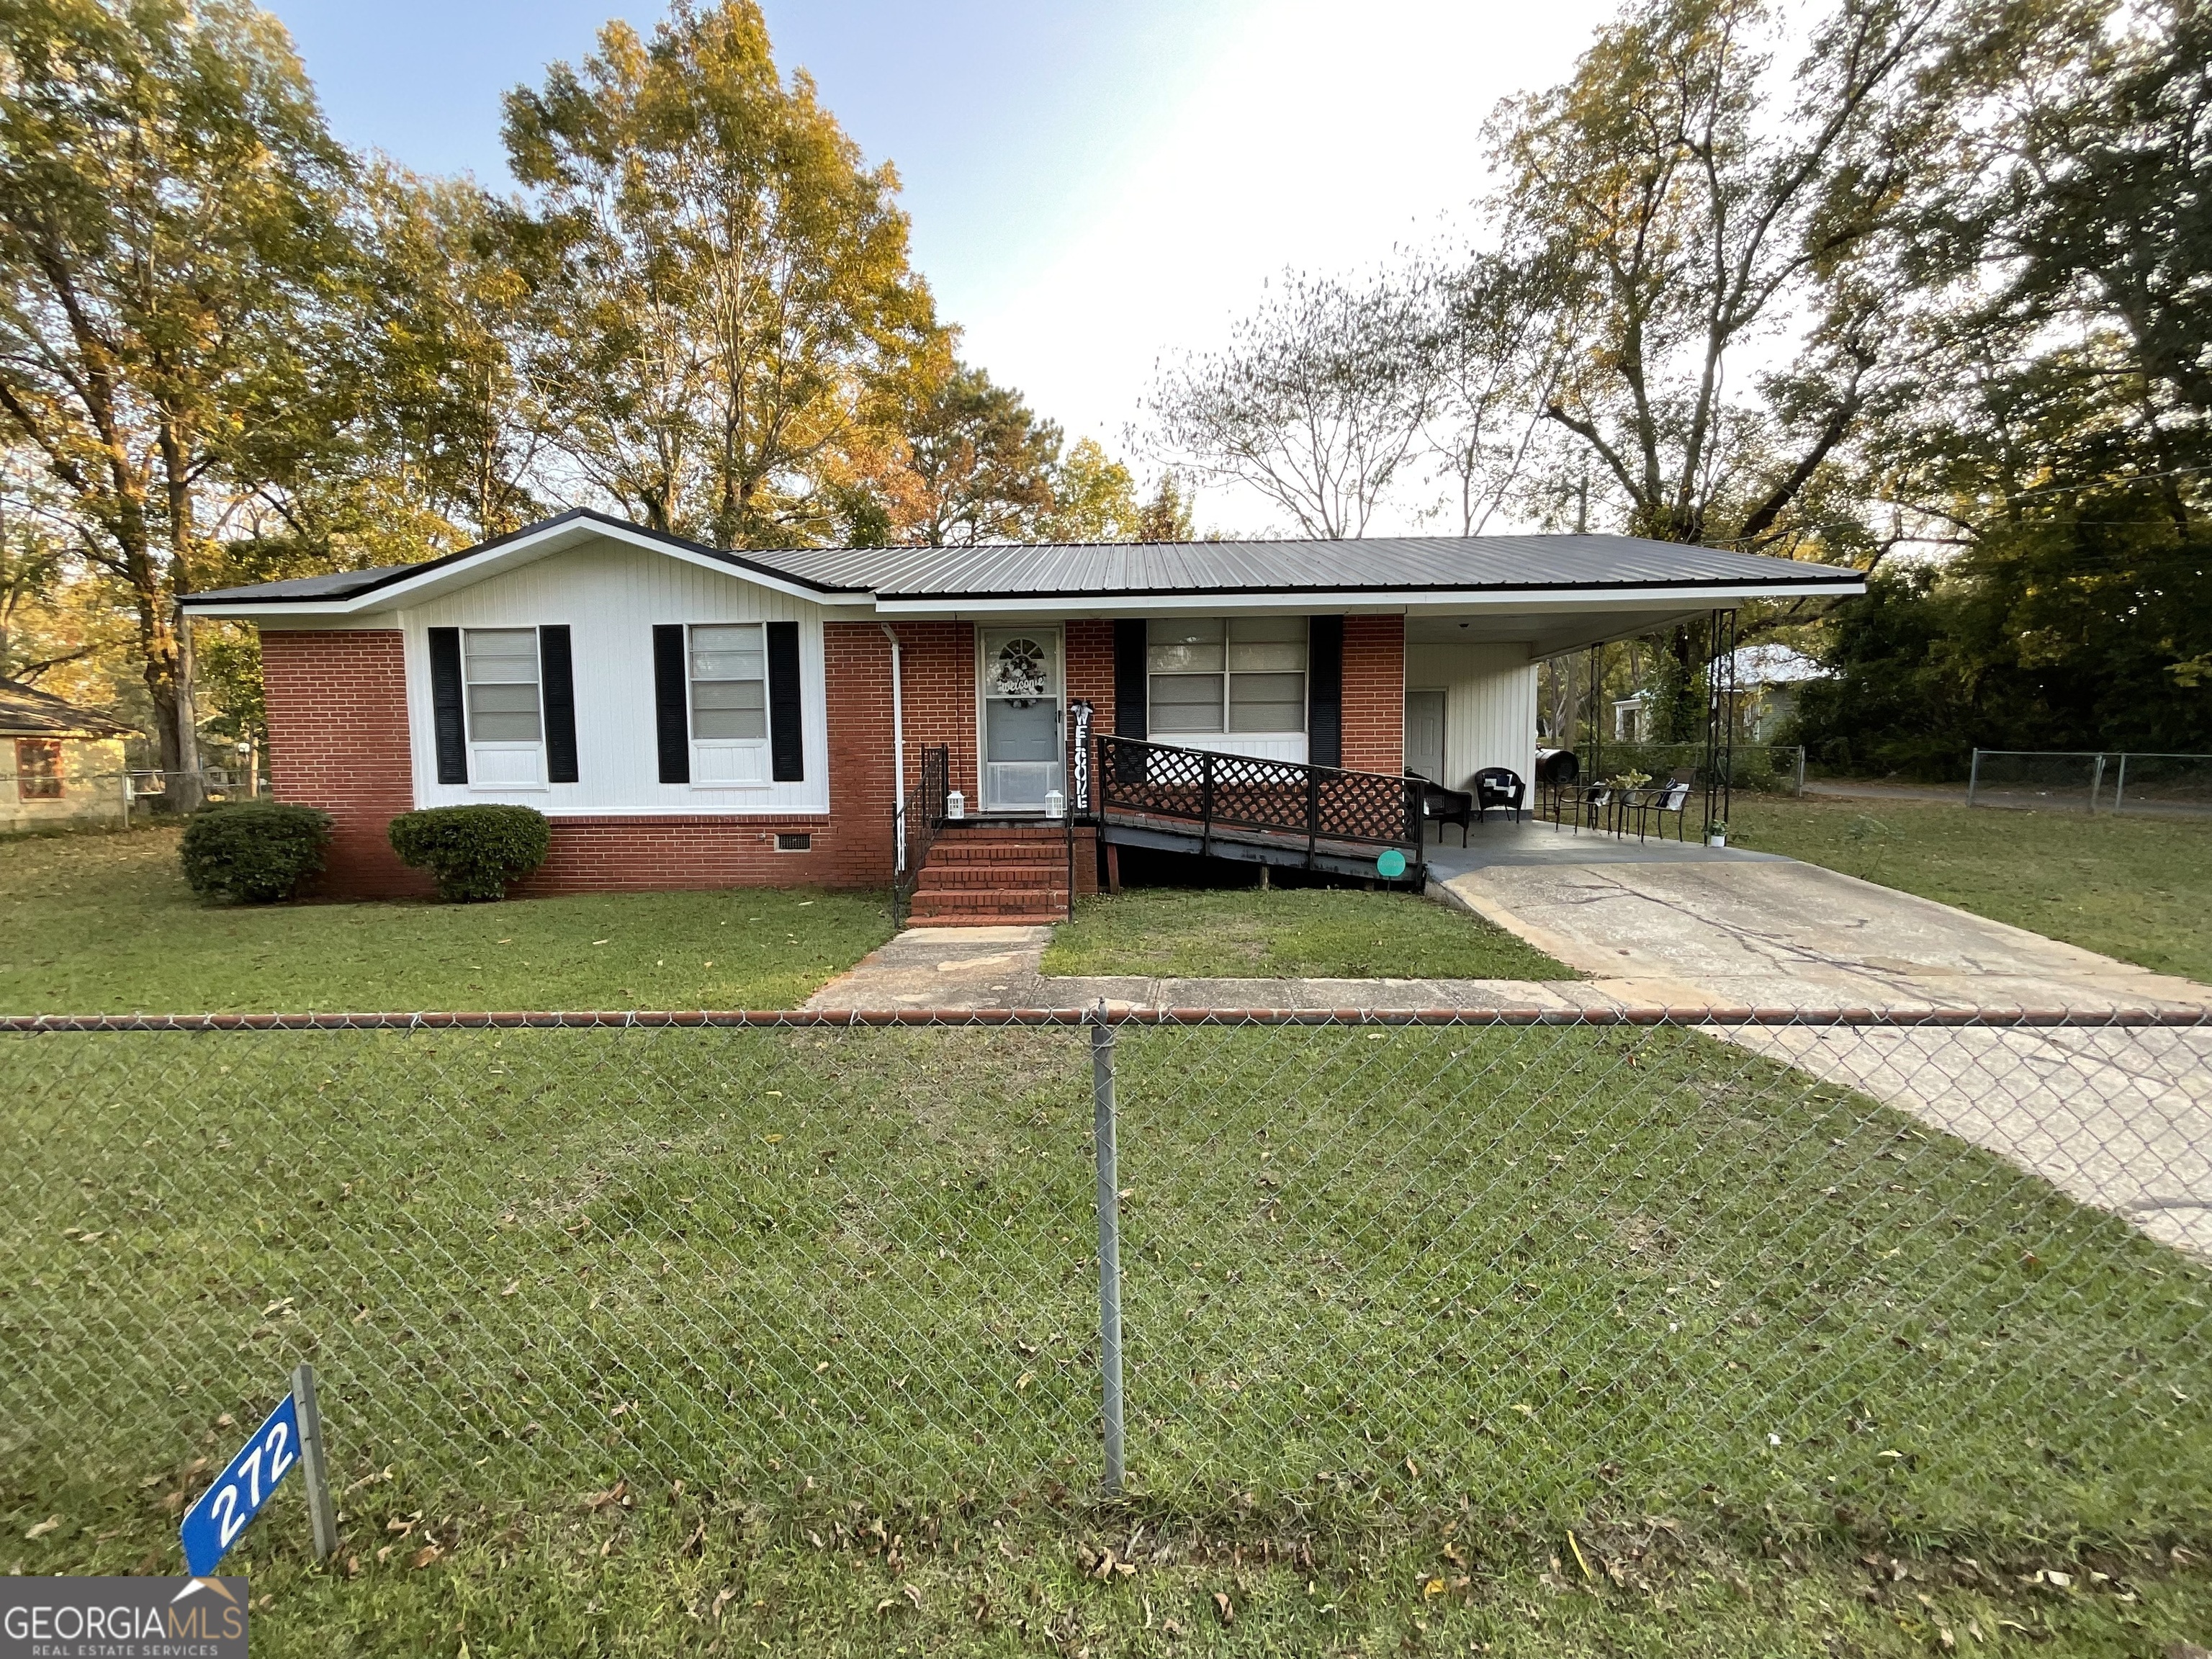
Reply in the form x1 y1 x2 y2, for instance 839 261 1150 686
179 516 871 620
868 577 1865 618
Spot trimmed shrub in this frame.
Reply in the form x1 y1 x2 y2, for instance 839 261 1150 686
179 802 333 903
387 804 550 902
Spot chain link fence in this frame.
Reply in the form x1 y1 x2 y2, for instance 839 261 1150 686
1966 749 2212 817
4 1008 2208 1568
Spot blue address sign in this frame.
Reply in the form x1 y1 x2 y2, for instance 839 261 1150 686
179 1392 301 1578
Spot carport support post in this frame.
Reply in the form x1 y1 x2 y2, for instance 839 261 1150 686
1088 1002 1125 1493
292 1362 338 1563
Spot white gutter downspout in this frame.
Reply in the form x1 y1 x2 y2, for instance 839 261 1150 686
882 624 906 873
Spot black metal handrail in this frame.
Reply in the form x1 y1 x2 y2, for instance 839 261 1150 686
891 746 950 927
1093 734 1421 871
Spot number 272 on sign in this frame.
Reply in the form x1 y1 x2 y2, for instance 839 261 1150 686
179 1392 300 1578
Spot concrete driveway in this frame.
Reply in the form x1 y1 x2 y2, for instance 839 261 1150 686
1434 828 2212 1254
1431 829 2206 1015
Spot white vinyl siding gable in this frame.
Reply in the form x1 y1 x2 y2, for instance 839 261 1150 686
403 539 830 815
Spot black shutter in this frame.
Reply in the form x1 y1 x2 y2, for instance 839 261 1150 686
1112 619 1147 739
652 624 690 785
1308 616 1344 770
766 620 804 783
428 626 467 784
540 625 578 784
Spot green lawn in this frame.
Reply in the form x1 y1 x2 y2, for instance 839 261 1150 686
1041 885 1573 979
1727 798 2212 985
4 1019 2204 1655
0 827 894 1013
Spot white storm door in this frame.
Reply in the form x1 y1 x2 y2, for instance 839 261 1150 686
980 627 1064 813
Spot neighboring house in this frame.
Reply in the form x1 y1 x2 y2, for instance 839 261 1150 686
1728 644 1827 743
180 510 1861 914
0 677 134 833
1611 643 1827 745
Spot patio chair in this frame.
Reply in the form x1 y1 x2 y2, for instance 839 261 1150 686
1534 748 1579 823
1473 766 1526 824
1622 779 1691 842
1567 781 1615 835
1406 770 1476 847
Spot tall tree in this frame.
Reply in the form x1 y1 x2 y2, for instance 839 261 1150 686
1040 437 1141 541
1493 0 1954 551
0 0 352 784
896 360 1061 546
1143 269 1434 538
501 0 942 548
1419 248 1578 534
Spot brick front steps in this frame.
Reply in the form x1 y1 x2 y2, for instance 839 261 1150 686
907 825 1076 926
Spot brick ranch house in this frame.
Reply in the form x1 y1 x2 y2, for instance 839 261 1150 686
181 510 1861 918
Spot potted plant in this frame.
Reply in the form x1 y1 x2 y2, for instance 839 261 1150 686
1706 819 1728 848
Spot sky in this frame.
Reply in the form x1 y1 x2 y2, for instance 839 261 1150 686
264 0 1618 531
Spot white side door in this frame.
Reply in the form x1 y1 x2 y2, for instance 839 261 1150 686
1406 686 1446 783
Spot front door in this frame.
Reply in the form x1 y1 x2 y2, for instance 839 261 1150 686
981 627 1064 812
1406 686 1446 783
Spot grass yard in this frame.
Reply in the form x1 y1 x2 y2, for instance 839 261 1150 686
1727 796 2212 985
1041 884 1573 979
4 1018 2206 1654
0 827 894 1013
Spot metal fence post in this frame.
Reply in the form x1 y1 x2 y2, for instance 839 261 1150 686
2114 752 2129 814
2090 752 2106 814
1088 1002 1125 1494
1967 748 1982 808
291 1362 338 1562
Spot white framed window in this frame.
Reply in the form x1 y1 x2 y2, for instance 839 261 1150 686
1148 617 1308 734
689 622 769 785
463 627 544 787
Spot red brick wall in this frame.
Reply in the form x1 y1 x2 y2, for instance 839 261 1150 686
261 629 431 899
1066 619 1116 737
263 621 905 900
883 622 977 804
1342 615 1406 774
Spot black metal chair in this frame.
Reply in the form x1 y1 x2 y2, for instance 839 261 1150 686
1406 770 1476 846
1622 779 1691 841
1473 766 1526 824
1561 780 1615 835
1533 747 1579 823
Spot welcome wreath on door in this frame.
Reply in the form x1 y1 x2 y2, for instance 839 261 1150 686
990 637 1050 704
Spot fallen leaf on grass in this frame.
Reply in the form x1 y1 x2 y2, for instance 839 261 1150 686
409 1545 441 1570
581 1480 628 1511
24 1517 60 1540
1212 1591 1235 1626
709 1586 735 1621
1424 1578 1446 1599
501 1280 520 1298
